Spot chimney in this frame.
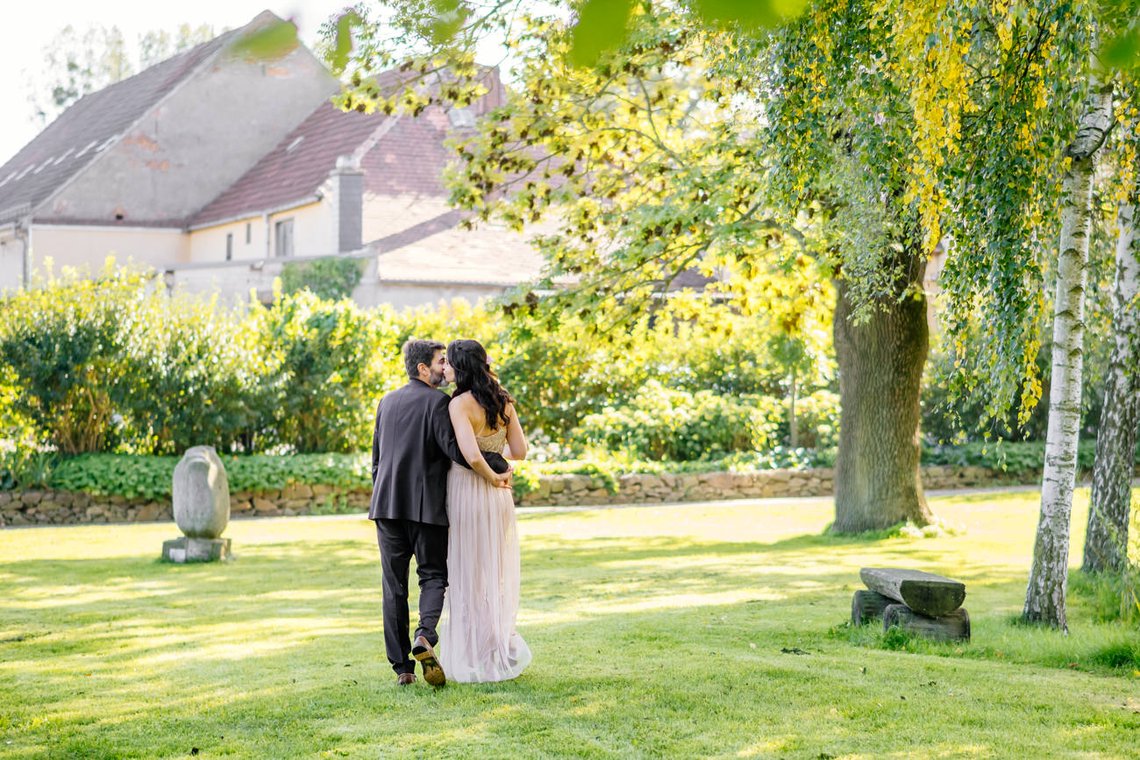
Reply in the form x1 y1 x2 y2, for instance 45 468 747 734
330 155 364 252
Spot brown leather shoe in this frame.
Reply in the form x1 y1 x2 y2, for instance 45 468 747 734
411 635 446 686
396 672 416 686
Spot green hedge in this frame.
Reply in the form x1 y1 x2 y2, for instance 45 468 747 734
0 265 836 460
48 453 371 500
571 383 841 462
919 440 1112 475
13 440 1127 501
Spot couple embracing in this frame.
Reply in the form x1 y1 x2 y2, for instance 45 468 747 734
369 338 531 687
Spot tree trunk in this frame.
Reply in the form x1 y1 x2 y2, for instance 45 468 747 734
832 276 932 533
1023 72 1113 629
1083 174 1140 574
789 366 799 448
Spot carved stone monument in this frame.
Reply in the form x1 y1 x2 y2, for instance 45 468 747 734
162 446 233 563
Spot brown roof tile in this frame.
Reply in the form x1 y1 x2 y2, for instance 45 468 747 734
188 101 384 227
190 66 508 227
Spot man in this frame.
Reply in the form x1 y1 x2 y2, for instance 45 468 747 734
370 338 512 687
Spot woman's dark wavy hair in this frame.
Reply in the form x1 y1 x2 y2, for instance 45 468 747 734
448 339 513 431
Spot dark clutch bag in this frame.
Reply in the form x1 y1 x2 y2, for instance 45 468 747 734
482 451 511 474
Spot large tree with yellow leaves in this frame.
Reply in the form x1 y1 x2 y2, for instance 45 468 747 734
327 0 1098 539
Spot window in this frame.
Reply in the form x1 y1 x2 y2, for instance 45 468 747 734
225 233 233 261
448 107 475 128
275 219 294 258
245 223 252 244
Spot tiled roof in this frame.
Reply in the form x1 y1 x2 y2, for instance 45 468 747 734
188 100 374 227
0 19 251 224
189 67 507 227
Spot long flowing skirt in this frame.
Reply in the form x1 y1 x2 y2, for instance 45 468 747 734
438 465 531 682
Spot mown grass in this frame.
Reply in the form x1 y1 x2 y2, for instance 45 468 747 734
1 488 1137 759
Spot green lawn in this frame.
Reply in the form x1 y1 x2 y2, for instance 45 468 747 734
1 488 1138 759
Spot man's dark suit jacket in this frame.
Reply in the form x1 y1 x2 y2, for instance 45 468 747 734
369 379 507 526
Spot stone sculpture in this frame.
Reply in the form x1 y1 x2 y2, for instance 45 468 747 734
162 446 233 562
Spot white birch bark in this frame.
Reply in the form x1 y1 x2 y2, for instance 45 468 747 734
1023 71 1114 629
1083 169 1140 574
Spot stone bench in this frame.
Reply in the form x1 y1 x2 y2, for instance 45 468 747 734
851 567 970 642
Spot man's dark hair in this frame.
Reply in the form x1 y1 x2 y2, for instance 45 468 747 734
403 339 445 379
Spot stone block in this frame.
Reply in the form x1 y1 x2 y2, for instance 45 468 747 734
282 484 313 500
20 492 43 505
162 537 232 563
703 472 737 490
137 503 162 522
252 498 277 513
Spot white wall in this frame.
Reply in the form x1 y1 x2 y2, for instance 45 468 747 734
48 43 335 224
187 201 333 263
28 225 187 274
281 202 336 258
0 230 24 292
188 216 266 262
353 279 505 311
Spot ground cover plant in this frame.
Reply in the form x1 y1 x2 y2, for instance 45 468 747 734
1 488 1137 758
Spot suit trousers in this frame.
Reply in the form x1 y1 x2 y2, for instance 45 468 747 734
376 518 449 675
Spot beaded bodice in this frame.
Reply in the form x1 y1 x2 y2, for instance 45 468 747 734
476 426 507 454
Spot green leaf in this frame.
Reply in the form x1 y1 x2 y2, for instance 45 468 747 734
568 0 635 68
231 18 299 61
329 11 361 74
689 0 808 30
1102 29 1140 70
429 0 472 46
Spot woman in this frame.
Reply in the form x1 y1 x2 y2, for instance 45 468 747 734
438 339 532 682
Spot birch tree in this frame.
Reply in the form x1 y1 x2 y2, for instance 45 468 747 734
1023 66 1114 629
1083 130 1140 575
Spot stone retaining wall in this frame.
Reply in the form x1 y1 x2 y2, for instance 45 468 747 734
0 464 1051 527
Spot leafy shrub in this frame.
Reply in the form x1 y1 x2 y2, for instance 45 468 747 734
51 454 179 500
919 440 1110 474
0 265 277 455
49 452 372 499
280 257 364 301
572 381 785 461
252 291 399 453
225 453 371 493
781 390 840 450
0 265 139 452
116 290 272 455
0 442 57 491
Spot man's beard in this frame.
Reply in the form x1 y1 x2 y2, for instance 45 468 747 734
430 370 448 388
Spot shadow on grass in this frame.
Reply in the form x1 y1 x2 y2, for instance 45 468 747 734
1 515 1138 758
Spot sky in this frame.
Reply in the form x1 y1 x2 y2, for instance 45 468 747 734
0 0 358 165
